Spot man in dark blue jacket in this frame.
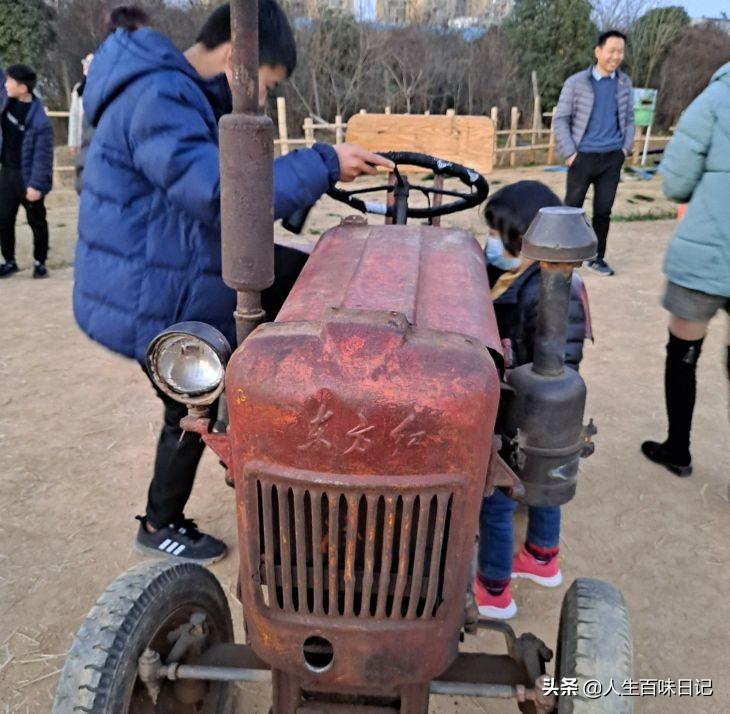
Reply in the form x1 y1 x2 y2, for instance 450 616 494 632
74 1 392 563
0 64 54 279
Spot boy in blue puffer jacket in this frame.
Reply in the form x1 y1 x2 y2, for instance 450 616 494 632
0 65 53 279
73 1 393 563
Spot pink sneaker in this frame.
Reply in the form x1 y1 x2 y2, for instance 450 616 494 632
511 543 562 587
474 577 517 619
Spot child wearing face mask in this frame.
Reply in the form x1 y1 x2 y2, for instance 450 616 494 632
476 181 591 618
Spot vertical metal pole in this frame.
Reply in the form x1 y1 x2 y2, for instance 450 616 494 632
220 0 275 346
229 0 258 114
641 123 651 166
399 683 430 713
271 669 301 713
531 262 573 377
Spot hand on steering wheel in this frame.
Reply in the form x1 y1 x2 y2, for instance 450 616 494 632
327 151 489 224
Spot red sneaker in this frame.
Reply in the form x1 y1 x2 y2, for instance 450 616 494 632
511 543 562 587
474 577 517 619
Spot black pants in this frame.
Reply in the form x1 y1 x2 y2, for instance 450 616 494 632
0 167 49 264
564 150 624 259
144 244 310 527
145 389 211 528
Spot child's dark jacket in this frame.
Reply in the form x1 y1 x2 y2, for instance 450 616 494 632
490 263 588 369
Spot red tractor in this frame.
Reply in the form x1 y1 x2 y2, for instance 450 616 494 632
53 3 632 712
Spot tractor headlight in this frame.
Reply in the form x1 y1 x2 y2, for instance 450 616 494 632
146 322 231 406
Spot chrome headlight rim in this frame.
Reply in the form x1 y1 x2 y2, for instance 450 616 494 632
145 322 232 407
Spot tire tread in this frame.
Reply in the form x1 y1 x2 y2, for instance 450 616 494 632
556 578 633 714
53 560 232 713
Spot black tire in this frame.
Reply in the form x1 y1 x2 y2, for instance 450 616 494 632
555 578 633 714
53 559 234 714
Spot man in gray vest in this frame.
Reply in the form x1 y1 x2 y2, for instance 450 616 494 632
553 30 634 276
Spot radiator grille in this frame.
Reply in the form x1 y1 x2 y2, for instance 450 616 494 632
255 481 453 620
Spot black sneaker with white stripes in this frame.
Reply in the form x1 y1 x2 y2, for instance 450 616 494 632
134 516 227 564
585 257 615 276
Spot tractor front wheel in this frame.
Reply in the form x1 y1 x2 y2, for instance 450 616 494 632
555 578 633 713
53 559 234 713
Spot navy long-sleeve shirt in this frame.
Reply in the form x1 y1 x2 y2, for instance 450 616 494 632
578 71 624 153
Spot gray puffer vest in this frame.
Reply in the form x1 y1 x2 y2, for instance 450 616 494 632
553 66 635 159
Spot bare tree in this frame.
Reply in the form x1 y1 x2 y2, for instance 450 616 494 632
592 0 655 32
44 0 218 108
287 11 387 122
381 27 432 114
628 5 690 87
656 22 730 127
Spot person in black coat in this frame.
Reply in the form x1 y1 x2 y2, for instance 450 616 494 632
475 181 592 620
0 64 53 279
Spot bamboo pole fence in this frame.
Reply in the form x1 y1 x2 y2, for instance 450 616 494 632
46 100 677 184
273 99 674 168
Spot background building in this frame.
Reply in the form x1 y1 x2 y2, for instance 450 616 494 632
289 0 513 26
690 16 730 34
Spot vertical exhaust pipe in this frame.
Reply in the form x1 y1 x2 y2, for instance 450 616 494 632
502 207 598 506
522 206 598 376
220 0 274 346
524 206 598 376
532 262 573 377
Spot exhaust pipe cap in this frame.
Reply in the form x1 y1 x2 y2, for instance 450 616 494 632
522 206 598 263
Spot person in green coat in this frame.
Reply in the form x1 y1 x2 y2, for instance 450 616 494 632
642 62 730 477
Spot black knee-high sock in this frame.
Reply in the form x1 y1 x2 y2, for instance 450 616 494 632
726 346 730 418
664 331 704 462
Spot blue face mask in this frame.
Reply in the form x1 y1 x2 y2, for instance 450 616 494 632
486 237 521 271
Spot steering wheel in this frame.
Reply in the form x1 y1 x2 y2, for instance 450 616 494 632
327 151 489 225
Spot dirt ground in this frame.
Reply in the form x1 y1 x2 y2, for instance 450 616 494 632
1 167 728 713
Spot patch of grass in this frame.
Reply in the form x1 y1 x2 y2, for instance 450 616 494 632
630 193 655 203
45 259 74 270
613 210 676 222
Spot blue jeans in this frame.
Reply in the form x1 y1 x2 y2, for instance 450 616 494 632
477 489 560 584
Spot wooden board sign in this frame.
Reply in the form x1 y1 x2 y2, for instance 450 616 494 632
346 114 494 175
